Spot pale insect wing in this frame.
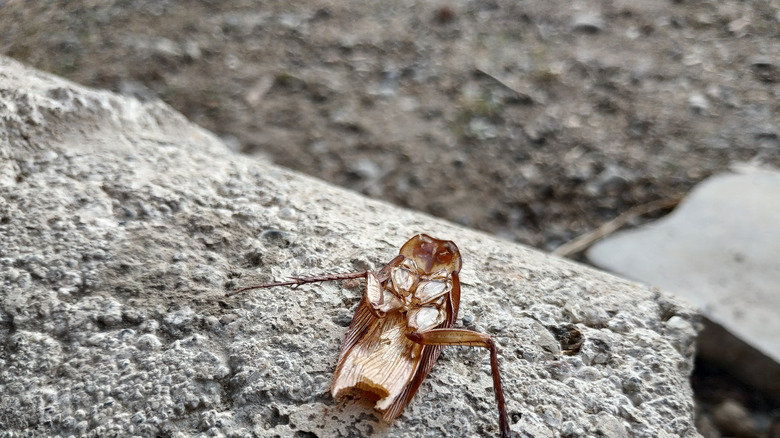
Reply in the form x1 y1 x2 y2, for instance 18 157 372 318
380 271 461 421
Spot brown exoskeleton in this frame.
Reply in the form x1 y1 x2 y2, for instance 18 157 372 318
227 234 511 437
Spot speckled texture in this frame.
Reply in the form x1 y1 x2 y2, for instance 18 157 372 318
0 56 701 437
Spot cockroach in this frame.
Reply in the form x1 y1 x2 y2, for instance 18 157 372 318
227 234 511 437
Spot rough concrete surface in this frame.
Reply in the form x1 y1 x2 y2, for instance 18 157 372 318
588 169 780 401
0 56 701 437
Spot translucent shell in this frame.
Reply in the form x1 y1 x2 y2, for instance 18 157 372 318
415 277 451 304
399 234 461 275
407 305 446 332
366 271 403 317
391 260 416 297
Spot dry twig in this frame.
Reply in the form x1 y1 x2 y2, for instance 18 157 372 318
552 196 682 258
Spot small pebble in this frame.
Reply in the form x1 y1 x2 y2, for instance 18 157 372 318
712 399 758 438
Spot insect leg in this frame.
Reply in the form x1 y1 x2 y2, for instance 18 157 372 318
227 271 368 297
376 254 405 282
407 328 511 438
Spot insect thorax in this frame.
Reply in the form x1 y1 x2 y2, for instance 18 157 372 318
367 258 453 332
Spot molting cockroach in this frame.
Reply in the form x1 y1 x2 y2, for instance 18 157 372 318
227 234 511 437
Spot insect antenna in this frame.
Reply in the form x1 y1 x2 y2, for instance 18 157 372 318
227 271 368 297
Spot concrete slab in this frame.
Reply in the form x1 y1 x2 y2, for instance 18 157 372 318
0 55 701 437
588 169 780 400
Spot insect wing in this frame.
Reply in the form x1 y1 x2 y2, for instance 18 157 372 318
332 311 425 410
335 294 379 365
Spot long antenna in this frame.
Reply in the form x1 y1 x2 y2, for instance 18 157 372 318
226 271 368 297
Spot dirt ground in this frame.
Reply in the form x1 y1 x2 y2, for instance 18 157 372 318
2 1 779 436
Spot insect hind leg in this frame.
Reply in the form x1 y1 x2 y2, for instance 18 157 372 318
407 328 511 438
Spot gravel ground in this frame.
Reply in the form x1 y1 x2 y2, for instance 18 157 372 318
2 1 779 436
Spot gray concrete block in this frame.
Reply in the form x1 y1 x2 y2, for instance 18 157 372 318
0 56 701 437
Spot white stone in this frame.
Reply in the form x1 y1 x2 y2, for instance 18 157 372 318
589 169 780 399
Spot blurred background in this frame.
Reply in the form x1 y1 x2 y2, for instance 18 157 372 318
3 1 778 436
